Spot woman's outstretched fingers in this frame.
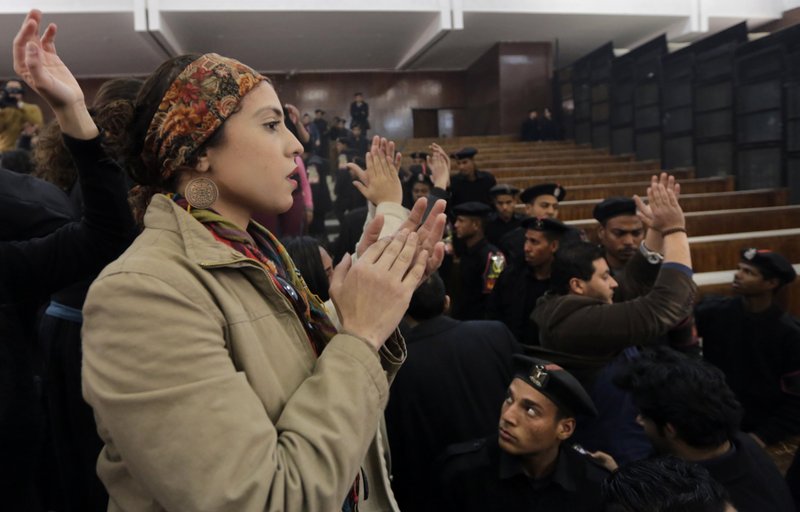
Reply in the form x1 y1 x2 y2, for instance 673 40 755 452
403 249 429 288
375 229 410 271
389 231 419 274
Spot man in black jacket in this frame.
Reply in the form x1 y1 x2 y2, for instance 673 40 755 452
696 248 799 467
436 355 609 512
616 347 796 512
487 217 568 345
386 274 519 512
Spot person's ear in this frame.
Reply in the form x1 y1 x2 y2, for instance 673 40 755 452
550 240 560 253
664 423 679 440
556 418 575 440
569 277 585 295
443 295 451 315
194 150 211 173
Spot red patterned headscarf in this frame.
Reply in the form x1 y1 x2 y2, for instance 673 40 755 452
143 53 267 178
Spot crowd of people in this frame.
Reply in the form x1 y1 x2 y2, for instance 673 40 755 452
2 8 799 512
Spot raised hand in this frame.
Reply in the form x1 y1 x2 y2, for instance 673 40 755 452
13 10 96 139
330 230 428 349
349 135 403 206
634 172 683 232
427 142 451 189
355 198 446 282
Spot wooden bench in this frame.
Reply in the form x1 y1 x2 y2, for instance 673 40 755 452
490 161 663 179
521 176 732 202
495 168 692 188
567 205 800 242
689 229 800 273
695 264 800 315
476 154 634 168
545 189 790 221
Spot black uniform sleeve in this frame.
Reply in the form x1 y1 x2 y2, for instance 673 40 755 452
0 134 136 304
755 320 800 444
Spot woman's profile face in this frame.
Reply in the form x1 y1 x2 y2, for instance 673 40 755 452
202 82 303 217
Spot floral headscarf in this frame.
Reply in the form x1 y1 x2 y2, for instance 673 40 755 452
143 53 266 178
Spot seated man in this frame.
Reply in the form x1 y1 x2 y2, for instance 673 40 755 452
386 274 519 512
449 201 505 320
696 248 799 465
487 217 569 345
602 457 735 512
485 184 524 247
437 355 609 512
532 174 695 462
616 347 795 512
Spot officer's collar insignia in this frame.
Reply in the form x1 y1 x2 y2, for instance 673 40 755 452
744 248 757 261
530 365 549 387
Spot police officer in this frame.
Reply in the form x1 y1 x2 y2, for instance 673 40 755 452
592 197 645 276
487 217 569 345
500 183 579 264
449 201 505 320
448 147 497 208
437 355 609 512
485 184 524 247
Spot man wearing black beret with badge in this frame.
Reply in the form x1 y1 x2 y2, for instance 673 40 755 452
448 147 496 208
500 183 582 264
488 217 569 345
436 355 609 512
696 248 800 461
449 201 506 320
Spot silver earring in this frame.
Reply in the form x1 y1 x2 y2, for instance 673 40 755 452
185 177 218 209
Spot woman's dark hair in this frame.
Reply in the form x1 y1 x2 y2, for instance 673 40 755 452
407 273 447 321
549 241 605 295
33 77 144 192
614 347 742 449
283 236 330 301
602 456 730 512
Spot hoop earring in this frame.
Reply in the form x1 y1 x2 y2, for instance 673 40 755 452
185 177 218 209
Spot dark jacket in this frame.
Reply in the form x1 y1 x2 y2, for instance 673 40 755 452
697 297 800 444
0 135 136 510
533 258 696 362
436 435 609 512
449 170 496 208
487 262 549 345
451 238 505 320
699 432 796 512
0 166 78 241
485 212 524 248
386 316 519 512
349 101 370 130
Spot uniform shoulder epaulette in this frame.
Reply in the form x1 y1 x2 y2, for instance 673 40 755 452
441 438 486 459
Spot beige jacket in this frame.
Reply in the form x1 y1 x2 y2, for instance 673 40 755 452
82 195 406 512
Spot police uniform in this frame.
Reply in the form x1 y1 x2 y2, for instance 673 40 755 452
500 184 582 264
449 147 497 208
349 97 369 130
696 248 800 445
436 356 608 512
485 184 525 247
450 202 505 320
487 218 570 345
592 196 640 283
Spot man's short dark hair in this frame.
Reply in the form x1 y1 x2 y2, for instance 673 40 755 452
549 241 604 295
614 347 742 449
407 273 447 321
602 456 730 512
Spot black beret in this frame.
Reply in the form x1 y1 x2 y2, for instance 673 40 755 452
411 171 434 187
592 197 637 223
740 248 797 286
315 109 325 115
452 201 493 218
490 184 520 197
410 151 430 159
520 217 570 234
520 183 566 204
513 355 597 418
453 147 478 160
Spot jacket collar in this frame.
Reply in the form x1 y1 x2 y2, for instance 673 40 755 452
143 194 252 268
497 443 577 492
403 315 460 342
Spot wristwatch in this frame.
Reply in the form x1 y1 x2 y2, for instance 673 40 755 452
639 241 664 264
